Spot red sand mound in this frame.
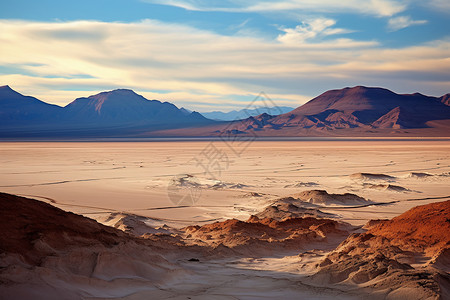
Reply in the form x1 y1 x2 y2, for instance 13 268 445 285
368 200 450 255
313 200 450 300
0 192 131 264
0 192 191 300
183 215 351 256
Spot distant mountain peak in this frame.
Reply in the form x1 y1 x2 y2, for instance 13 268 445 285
257 112 273 119
0 85 33 101
189 111 204 117
67 88 156 113
345 85 368 90
96 88 138 95
0 85 22 97
212 86 450 135
339 86 398 95
344 85 379 91
0 85 62 126
180 107 192 115
86 88 145 100
59 88 211 126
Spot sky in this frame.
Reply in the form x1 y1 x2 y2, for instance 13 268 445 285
1 0 449 112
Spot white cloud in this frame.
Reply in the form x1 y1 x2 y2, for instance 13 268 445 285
0 19 449 110
387 15 428 31
248 0 406 17
277 18 356 44
143 0 407 17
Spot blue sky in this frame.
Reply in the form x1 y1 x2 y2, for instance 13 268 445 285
1 0 449 111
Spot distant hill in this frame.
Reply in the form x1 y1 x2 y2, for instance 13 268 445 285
1 85 449 138
0 85 62 126
63 89 207 126
201 106 294 121
284 86 449 125
208 86 450 136
0 86 213 137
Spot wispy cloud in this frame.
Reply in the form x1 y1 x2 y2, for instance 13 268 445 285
143 0 407 17
277 18 356 44
0 19 449 110
246 0 406 17
387 16 428 31
428 0 450 12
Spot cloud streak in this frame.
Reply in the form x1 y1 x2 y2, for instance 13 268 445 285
388 16 428 31
143 0 407 17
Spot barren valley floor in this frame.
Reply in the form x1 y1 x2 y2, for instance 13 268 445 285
0 140 449 226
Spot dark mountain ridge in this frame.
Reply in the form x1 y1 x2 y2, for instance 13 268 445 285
63 88 206 126
219 86 450 134
1 85 449 137
0 86 212 137
280 86 449 125
0 85 62 126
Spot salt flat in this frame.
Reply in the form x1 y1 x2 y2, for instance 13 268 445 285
0 140 449 227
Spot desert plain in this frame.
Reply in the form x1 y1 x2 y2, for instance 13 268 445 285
0 139 449 299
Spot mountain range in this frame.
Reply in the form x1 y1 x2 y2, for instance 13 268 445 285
163 86 450 137
0 86 212 137
214 86 450 133
200 106 294 121
1 85 449 138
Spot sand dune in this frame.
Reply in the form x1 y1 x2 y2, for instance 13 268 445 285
362 183 410 192
291 189 374 206
368 200 450 256
0 192 361 299
169 174 250 190
408 172 433 178
1 140 449 299
313 200 450 300
255 199 336 220
1 192 449 299
97 212 175 236
182 215 352 257
237 191 265 198
0 193 194 300
350 172 396 181
284 181 319 188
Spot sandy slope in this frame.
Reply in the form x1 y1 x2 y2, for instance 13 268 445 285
0 193 369 299
1 193 449 299
0 193 193 300
313 200 450 300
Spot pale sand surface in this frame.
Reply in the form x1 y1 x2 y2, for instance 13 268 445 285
1 140 449 299
0 140 449 227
